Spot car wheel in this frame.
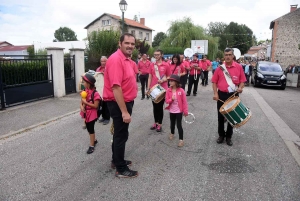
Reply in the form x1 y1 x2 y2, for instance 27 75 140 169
280 85 286 90
254 78 258 87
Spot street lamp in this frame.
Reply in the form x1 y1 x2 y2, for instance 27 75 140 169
119 0 128 34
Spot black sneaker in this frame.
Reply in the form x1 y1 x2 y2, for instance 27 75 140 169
226 138 233 146
217 136 224 144
98 118 105 123
94 140 98 147
111 160 132 169
87 146 94 154
115 169 138 178
186 93 190 96
141 97 145 100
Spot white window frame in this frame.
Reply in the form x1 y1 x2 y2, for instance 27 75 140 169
146 33 150 41
102 20 111 26
139 31 143 40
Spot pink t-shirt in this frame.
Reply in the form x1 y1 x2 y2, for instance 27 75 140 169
149 61 171 90
96 66 105 73
169 92 181 113
189 60 202 75
200 60 212 71
138 60 151 75
103 49 138 102
170 63 185 75
80 88 101 122
211 62 247 92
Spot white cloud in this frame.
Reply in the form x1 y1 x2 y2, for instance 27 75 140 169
0 0 298 46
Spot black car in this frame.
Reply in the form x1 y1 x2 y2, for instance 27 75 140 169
251 61 286 90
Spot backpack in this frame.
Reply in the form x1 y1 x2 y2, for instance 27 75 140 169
91 90 103 118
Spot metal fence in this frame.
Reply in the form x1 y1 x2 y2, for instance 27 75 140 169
64 55 76 94
0 55 53 109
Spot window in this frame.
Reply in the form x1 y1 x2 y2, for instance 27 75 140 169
146 33 150 41
139 31 143 40
131 30 135 36
102 20 111 26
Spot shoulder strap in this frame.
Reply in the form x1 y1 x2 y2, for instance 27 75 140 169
91 90 97 103
219 64 236 91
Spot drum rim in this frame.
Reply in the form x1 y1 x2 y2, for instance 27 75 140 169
219 96 240 114
232 111 252 128
153 91 166 103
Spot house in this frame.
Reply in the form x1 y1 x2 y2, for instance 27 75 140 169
0 41 13 47
84 13 154 46
0 45 32 59
244 45 268 61
269 5 300 69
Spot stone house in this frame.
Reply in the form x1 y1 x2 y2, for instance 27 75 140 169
244 45 268 61
84 13 154 46
269 5 300 69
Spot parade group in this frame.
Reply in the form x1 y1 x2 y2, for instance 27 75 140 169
79 33 249 178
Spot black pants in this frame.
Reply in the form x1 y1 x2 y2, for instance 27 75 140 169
202 71 209 85
86 119 96 134
187 74 200 95
170 113 183 140
102 101 110 120
139 74 148 98
217 91 239 139
107 101 134 172
180 74 188 90
152 98 165 124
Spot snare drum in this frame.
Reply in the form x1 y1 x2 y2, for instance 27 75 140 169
219 96 251 128
149 84 166 103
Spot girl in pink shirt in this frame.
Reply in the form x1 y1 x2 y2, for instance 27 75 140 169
80 73 101 154
165 75 188 147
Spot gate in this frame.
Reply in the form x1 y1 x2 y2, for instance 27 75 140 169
64 55 76 94
0 55 54 109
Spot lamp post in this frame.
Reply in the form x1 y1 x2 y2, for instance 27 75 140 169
119 0 128 34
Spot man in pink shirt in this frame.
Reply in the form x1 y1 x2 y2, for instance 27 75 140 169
212 48 246 146
147 49 171 132
200 55 212 86
103 33 138 178
95 56 111 125
187 53 202 96
138 53 151 100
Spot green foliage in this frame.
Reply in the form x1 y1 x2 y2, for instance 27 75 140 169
86 29 120 70
159 47 185 55
216 50 224 59
53 27 78 42
133 15 139 22
206 22 227 37
131 49 139 62
135 38 150 54
152 32 167 47
147 47 155 57
35 48 47 55
27 46 35 58
1 60 49 85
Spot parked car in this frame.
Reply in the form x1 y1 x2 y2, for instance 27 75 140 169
251 61 286 90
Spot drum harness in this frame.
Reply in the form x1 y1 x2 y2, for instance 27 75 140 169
218 64 250 126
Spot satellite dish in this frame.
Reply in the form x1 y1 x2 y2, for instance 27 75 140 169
184 48 194 57
233 48 241 60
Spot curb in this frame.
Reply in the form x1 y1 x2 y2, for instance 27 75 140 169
0 109 80 141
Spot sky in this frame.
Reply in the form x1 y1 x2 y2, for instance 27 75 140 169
0 0 298 46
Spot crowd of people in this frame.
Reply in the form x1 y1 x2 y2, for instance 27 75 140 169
79 33 247 178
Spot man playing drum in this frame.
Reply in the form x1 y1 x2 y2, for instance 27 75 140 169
147 49 171 132
212 48 246 146
96 56 111 125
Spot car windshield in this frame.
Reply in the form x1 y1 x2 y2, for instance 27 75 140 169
259 64 282 72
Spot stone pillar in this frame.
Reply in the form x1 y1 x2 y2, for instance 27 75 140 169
70 48 85 92
46 47 65 97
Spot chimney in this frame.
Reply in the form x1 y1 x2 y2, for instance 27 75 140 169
140 18 145 25
290 4 298 12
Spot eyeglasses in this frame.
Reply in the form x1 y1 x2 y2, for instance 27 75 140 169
224 54 233 56
154 54 161 56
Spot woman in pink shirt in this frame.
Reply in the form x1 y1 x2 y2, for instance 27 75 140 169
80 73 101 154
165 75 188 147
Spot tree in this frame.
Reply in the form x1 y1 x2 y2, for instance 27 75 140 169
135 38 150 54
27 46 35 58
206 22 227 37
133 15 139 22
152 32 167 47
53 27 78 42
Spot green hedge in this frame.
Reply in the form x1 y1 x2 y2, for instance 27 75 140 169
1 61 49 86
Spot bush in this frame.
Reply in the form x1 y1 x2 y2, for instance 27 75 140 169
159 47 185 55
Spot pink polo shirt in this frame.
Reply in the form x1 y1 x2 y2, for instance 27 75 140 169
138 60 151 75
200 60 212 71
96 66 105 73
169 63 185 75
183 60 191 72
189 60 202 75
211 62 247 92
103 49 138 102
80 88 101 122
149 61 171 90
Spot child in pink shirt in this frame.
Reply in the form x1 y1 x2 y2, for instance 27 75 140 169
165 75 188 147
80 73 101 154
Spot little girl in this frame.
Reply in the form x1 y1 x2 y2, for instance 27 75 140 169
80 73 101 154
165 74 188 147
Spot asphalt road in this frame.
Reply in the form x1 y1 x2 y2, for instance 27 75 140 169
1 82 300 201
254 86 300 137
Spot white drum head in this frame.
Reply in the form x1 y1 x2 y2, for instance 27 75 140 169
223 98 238 110
94 73 104 97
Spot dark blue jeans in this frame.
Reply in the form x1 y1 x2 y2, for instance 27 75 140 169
107 101 134 172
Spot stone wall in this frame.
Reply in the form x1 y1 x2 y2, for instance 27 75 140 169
272 9 300 69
